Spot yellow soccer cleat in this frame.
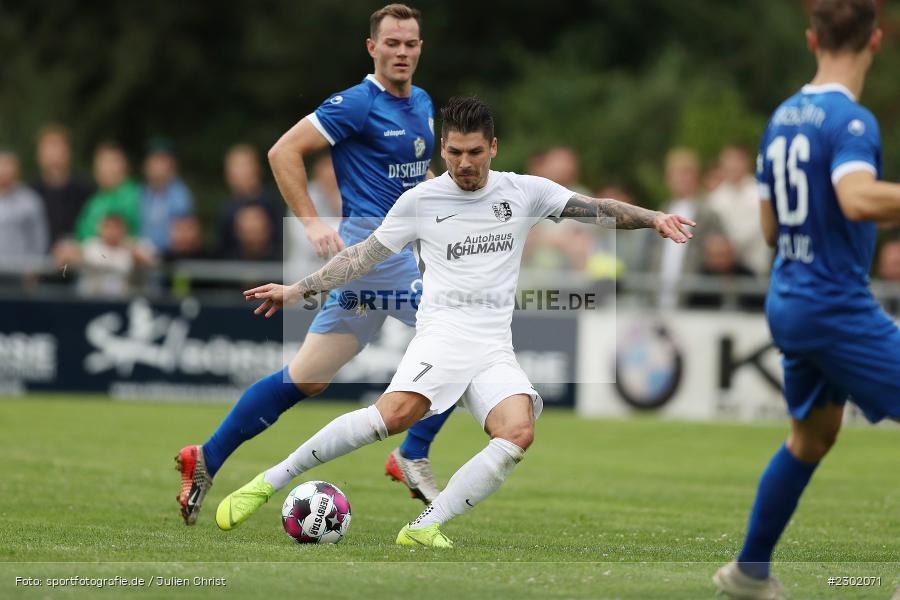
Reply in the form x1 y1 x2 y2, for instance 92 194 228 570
395 523 453 548
215 472 274 531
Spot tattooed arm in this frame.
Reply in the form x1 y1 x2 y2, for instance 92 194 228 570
559 193 695 243
296 234 395 294
243 234 396 318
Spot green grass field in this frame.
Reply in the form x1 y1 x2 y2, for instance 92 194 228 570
1 396 897 599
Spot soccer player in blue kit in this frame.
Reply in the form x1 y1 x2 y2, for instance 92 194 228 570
175 4 453 525
714 1 900 598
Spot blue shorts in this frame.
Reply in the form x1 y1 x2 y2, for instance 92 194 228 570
307 263 420 349
777 308 900 423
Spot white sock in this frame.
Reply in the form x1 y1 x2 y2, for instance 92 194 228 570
410 437 525 529
264 405 388 490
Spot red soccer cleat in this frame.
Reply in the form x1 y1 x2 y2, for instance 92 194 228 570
384 448 439 504
175 445 213 525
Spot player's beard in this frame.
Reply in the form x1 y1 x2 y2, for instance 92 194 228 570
454 169 486 191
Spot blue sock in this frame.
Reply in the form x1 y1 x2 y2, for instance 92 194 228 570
399 406 455 460
737 443 818 579
202 366 306 477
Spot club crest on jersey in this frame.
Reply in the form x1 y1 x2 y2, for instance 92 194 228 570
492 201 512 222
848 119 866 136
414 137 426 159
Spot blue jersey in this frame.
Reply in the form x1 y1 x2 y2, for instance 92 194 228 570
758 83 883 349
309 74 434 241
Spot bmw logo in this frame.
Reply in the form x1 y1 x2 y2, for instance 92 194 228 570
614 323 683 410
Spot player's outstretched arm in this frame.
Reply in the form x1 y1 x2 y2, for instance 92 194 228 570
243 234 396 317
836 171 900 222
559 193 695 243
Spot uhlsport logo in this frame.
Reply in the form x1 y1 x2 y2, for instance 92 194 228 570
446 233 514 260
414 136 426 158
492 201 512 222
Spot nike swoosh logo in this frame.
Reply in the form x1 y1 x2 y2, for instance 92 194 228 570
435 214 458 223
312 450 324 463
465 499 474 507
187 487 201 507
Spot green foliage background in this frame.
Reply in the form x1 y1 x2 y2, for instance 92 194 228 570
2 0 900 214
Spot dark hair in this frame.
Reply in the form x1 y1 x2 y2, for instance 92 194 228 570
811 0 877 53
440 96 495 141
370 4 421 39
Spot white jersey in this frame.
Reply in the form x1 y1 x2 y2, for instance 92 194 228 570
373 170 573 344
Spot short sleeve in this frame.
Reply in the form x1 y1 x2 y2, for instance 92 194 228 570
373 190 418 253
830 108 880 185
516 174 574 219
308 84 374 146
756 125 772 201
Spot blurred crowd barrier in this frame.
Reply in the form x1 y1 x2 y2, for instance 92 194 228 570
5 131 900 310
5 128 900 421
5 255 900 316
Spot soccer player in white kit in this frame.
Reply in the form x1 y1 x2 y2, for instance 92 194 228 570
216 97 695 546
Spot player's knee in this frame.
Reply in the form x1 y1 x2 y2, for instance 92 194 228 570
379 408 416 435
376 395 429 435
789 430 838 462
495 422 534 451
813 430 840 458
296 381 329 397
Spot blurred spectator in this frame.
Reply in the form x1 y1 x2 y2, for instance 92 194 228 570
76 212 155 298
224 205 280 261
598 184 654 276
532 147 591 194
652 148 724 309
523 147 593 272
164 215 209 262
155 215 212 298
878 239 900 314
286 154 342 277
218 144 282 258
878 239 900 282
74 142 140 241
687 233 759 309
140 137 194 253
31 124 94 247
0 148 49 259
707 145 772 275
702 164 724 194
308 154 342 219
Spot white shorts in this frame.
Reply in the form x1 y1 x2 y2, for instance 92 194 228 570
384 332 542 428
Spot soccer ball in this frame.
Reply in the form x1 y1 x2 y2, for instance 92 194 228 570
281 481 351 544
